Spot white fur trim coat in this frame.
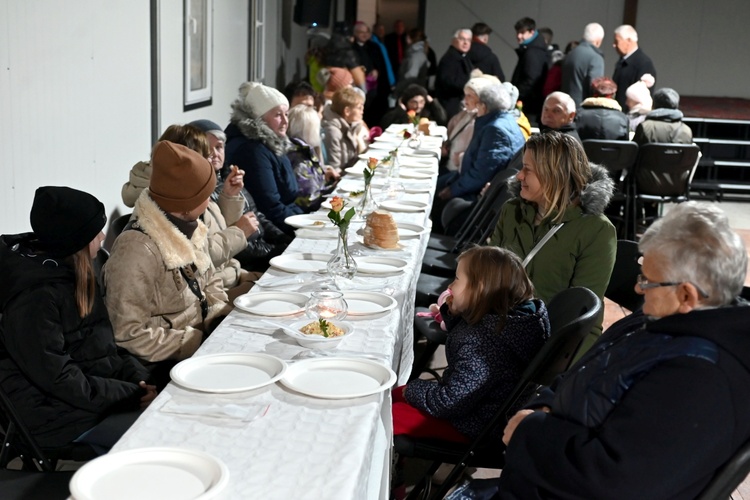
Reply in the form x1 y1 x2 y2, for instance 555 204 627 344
104 190 230 363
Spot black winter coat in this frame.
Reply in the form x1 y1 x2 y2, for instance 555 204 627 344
467 41 505 81
576 97 629 141
511 33 549 117
0 234 148 448
435 46 473 119
497 304 750 500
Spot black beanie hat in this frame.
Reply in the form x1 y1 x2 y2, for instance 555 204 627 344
30 186 107 257
188 119 223 134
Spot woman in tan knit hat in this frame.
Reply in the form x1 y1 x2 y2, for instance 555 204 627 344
104 141 230 387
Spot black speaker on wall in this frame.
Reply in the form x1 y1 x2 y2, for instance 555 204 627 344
293 0 331 27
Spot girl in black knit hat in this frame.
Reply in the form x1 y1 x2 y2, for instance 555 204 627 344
0 186 156 454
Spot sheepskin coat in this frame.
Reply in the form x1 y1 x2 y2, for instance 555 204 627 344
104 190 229 366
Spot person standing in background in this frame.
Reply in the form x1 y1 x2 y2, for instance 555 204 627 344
467 23 505 81
612 24 657 112
561 23 605 107
435 29 474 119
511 17 550 123
385 20 407 76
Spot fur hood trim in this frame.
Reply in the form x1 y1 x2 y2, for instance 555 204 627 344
507 163 614 216
230 103 291 156
646 108 684 122
132 190 212 273
580 97 622 111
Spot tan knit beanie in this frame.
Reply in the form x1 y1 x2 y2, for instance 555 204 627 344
149 141 216 213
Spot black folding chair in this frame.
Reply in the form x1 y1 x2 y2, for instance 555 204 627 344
695 437 750 500
604 240 644 313
630 143 701 238
0 383 96 472
401 287 603 500
583 140 639 238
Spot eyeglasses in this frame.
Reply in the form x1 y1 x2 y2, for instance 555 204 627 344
636 274 709 299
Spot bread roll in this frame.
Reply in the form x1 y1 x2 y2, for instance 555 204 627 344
363 210 400 249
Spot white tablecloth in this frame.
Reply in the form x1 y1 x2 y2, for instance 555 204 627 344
111 133 440 500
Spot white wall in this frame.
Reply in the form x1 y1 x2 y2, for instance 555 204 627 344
425 0 750 99
0 1 152 235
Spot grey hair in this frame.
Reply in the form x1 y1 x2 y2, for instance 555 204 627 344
478 83 511 112
453 28 472 39
639 202 747 307
207 130 226 142
583 23 604 43
614 24 638 41
287 104 321 148
546 91 576 114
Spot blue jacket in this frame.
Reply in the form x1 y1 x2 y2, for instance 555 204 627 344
448 110 525 200
404 299 549 439
498 304 750 500
225 123 302 236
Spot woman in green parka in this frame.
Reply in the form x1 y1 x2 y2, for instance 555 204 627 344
489 131 616 349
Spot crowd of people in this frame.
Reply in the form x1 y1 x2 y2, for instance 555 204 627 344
0 15 747 500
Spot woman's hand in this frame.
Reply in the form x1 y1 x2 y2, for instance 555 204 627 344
324 166 340 183
139 381 158 410
233 212 260 238
222 165 245 197
502 407 550 445
437 186 452 200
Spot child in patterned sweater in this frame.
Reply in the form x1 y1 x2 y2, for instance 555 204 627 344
393 246 550 442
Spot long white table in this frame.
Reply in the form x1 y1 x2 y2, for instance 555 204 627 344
107 127 443 500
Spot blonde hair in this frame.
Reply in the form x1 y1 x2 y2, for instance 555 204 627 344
287 104 321 147
524 132 591 223
331 86 364 116
456 246 535 328
69 248 96 318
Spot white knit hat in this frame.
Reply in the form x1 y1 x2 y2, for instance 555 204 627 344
237 81 289 118
464 74 501 96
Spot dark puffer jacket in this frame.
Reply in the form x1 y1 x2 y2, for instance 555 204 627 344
576 97 629 141
511 32 549 117
224 118 302 236
0 234 148 449
498 304 750 500
404 300 550 439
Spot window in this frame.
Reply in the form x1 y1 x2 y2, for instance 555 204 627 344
249 0 265 82
184 0 213 109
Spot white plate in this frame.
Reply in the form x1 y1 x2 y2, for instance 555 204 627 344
233 292 308 316
280 358 397 399
399 170 435 180
69 447 229 500
356 256 408 275
284 213 332 229
170 353 287 393
269 253 331 273
380 199 429 212
398 222 429 238
341 291 397 315
367 141 399 150
403 185 432 194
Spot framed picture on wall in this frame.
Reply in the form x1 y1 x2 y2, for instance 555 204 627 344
184 0 213 110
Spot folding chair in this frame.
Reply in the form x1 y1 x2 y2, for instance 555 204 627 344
695 437 750 500
400 287 603 500
0 384 96 472
630 143 701 238
604 240 644 313
583 139 639 238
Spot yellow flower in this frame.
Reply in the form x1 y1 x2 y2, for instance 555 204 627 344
368 157 379 170
330 196 344 212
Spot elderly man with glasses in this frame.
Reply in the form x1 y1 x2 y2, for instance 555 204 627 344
435 28 474 120
492 201 750 499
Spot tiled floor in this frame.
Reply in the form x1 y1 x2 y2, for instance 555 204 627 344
405 200 750 497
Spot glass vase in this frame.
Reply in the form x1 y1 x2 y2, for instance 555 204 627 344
356 181 377 219
327 228 357 283
407 130 422 149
